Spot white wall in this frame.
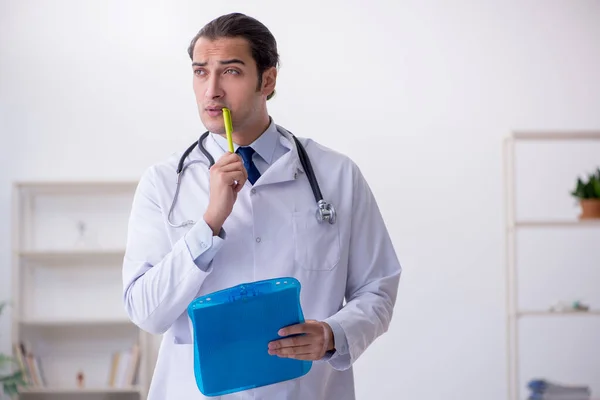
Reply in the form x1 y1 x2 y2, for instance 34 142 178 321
1 1 600 399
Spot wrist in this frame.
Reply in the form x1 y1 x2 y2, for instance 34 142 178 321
203 212 223 236
323 322 335 351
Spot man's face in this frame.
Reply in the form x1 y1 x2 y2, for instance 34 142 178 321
191 36 271 135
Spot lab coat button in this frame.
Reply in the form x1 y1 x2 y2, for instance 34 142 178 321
251 188 256 194
200 242 206 249
256 237 261 243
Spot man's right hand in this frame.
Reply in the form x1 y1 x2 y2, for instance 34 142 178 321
203 152 248 235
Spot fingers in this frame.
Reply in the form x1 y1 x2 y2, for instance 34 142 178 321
268 321 329 361
278 321 319 337
282 353 317 361
223 172 246 193
220 170 246 185
213 152 241 168
269 334 312 350
268 342 325 360
269 344 314 357
219 160 245 173
210 153 248 191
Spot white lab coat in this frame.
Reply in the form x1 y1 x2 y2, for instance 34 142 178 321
122 125 401 400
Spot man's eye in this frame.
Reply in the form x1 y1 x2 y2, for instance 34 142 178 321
194 69 205 76
225 69 239 75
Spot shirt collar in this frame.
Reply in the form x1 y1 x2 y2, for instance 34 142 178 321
210 117 279 165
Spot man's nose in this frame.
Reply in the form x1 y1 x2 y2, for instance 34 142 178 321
205 75 224 99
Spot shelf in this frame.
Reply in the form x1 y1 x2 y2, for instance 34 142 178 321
15 181 138 196
514 310 600 318
508 131 600 141
510 219 600 228
16 249 126 263
19 318 133 328
12 181 149 395
504 133 600 400
20 386 141 394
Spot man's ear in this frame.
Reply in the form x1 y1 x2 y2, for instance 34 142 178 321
261 67 277 98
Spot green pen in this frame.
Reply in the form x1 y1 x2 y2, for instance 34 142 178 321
222 107 234 153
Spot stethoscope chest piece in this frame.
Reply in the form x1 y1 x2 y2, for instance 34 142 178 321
316 199 336 224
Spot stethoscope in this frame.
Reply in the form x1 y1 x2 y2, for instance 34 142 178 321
167 129 336 228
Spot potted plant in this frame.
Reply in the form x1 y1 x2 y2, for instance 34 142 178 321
570 168 600 219
0 302 27 398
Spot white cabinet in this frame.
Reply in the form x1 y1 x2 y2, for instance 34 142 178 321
11 181 153 400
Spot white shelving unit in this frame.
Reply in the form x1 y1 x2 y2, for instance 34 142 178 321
10 181 152 399
503 132 600 400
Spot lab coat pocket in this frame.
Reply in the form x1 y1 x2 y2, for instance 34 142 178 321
292 208 340 271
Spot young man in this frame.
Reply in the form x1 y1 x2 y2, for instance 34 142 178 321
122 12 402 400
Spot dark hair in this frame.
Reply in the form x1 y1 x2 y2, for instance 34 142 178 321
187 13 279 100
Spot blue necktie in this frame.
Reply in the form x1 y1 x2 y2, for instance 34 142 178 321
236 146 261 185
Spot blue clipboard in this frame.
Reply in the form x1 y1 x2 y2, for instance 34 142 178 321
187 277 312 397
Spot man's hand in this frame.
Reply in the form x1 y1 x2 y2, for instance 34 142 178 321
203 152 248 235
268 320 334 361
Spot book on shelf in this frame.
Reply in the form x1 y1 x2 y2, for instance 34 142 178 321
12 341 141 390
108 342 141 388
13 342 46 388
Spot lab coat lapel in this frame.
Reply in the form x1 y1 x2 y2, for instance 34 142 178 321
201 126 304 187
203 133 227 165
254 125 304 187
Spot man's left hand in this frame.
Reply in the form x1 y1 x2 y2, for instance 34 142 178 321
268 320 334 361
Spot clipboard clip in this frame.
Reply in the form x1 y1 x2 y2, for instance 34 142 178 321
228 284 259 302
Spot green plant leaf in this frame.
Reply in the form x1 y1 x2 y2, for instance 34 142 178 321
0 301 27 397
0 373 16 383
571 178 585 198
3 381 18 397
1 371 26 398
572 170 600 199
594 177 600 198
0 354 16 368
5 371 27 388
4 377 25 397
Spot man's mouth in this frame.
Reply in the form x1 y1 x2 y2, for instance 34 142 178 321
205 106 225 117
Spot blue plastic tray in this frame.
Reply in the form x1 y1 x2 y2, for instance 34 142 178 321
187 277 312 397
